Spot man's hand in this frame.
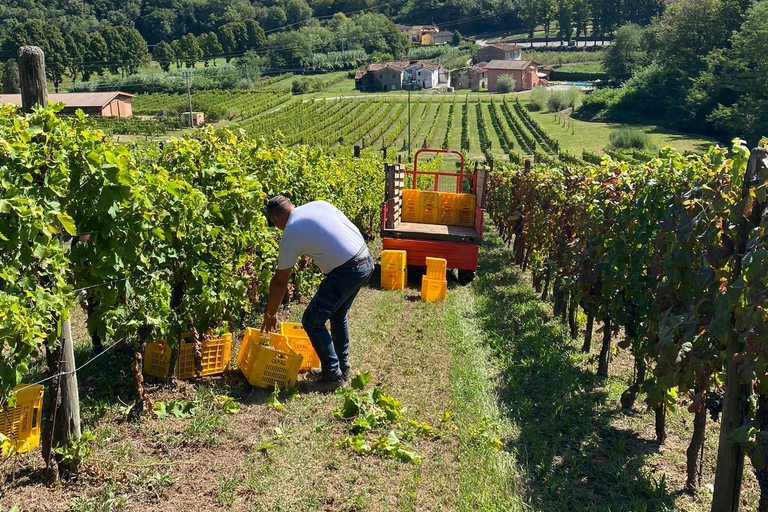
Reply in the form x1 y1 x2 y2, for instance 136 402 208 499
262 268 291 332
261 312 278 333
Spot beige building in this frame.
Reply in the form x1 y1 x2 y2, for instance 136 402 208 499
0 91 135 116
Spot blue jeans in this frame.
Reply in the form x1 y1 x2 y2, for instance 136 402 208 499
302 252 374 378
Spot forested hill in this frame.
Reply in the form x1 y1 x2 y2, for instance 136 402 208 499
0 0 520 45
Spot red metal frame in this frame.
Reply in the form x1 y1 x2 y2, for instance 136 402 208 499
409 148 476 194
382 238 479 271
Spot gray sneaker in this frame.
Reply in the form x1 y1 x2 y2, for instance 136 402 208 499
300 373 344 393
310 365 352 381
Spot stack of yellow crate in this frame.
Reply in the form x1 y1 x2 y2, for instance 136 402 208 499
421 257 447 301
402 189 421 223
439 192 460 225
420 191 440 224
457 193 476 227
381 250 407 290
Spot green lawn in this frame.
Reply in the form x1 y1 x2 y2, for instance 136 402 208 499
527 106 717 155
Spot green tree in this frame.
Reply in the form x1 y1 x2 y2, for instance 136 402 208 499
116 26 148 75
602 23 648 82
497 74 516 93
1 58 19 93
235 50 263 82
267 30 312 68
217 25 237 62
452 30 462 46
573 0 590 37
557 0 575 40
84 32 107 81
153 40 175 72
141 8 176 44
221 22 248 54
101 26 125 75
171 39 183 68
65 29 90 83
198 32 222 66
518 0 541 38
687 0 768 144
244 19 267 51
654 0 727 72
42 23 69 92
284 0 312 26
179 33 203 68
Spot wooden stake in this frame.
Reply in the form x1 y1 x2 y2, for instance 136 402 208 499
17 46 47 113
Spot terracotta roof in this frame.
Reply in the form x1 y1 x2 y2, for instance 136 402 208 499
383 61 410 71
0 91 134 108
482 59 537 70
488 42 523 51
435 31 453 36
354 69 367 79
366 61 410 72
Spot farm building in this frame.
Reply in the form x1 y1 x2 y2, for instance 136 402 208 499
404 62 450 89
422 31 453 45
0 91 135 117
395 24 440 44
452 65 488 91
477 43 523 62
482 60 541 92
355 61 449 91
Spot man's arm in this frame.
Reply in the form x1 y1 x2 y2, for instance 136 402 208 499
261 267 292 332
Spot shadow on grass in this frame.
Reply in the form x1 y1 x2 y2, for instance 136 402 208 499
474 229 674 512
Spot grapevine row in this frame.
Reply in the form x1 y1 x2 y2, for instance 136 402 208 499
500 99 536 154
475 103 492 155
487 100 514 153
485 141 768 506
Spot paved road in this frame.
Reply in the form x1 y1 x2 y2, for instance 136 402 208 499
477 38 611 48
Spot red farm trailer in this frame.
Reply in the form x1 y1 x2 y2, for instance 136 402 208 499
380 149 487 284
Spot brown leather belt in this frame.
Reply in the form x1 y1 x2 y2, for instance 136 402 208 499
337 255 369 269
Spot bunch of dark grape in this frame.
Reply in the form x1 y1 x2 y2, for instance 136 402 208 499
755 469 768 497
705 390 724 421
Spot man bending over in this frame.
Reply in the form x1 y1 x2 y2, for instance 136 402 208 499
261 196 374 392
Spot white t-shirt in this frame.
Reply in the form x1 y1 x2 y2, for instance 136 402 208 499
277 200 366 274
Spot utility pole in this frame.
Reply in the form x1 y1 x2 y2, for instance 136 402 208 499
407 69 412 156
185 71 193 128
18 45 81 485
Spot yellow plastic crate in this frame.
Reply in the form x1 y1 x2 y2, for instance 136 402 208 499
381 249 407 270
381 267 407 290
381 250 408 290
420 191 440 224
144 339 172 379
426 257 447 280
402 189 421 223
176 332 232 380
1 384 44 457
438 192 460 225
458 193 476 227
279 322 321 371
421 276 447 302
237 329 303 388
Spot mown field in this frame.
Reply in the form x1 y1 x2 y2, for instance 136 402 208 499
128 89 715 161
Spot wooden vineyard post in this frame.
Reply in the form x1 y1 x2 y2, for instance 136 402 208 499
42 319 82 483
18 46 82 483
712 149 768 512
18 46 47 113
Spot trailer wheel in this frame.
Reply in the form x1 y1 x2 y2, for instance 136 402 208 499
457 269 475 285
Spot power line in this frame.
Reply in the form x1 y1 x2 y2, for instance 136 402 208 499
10 335 126 395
